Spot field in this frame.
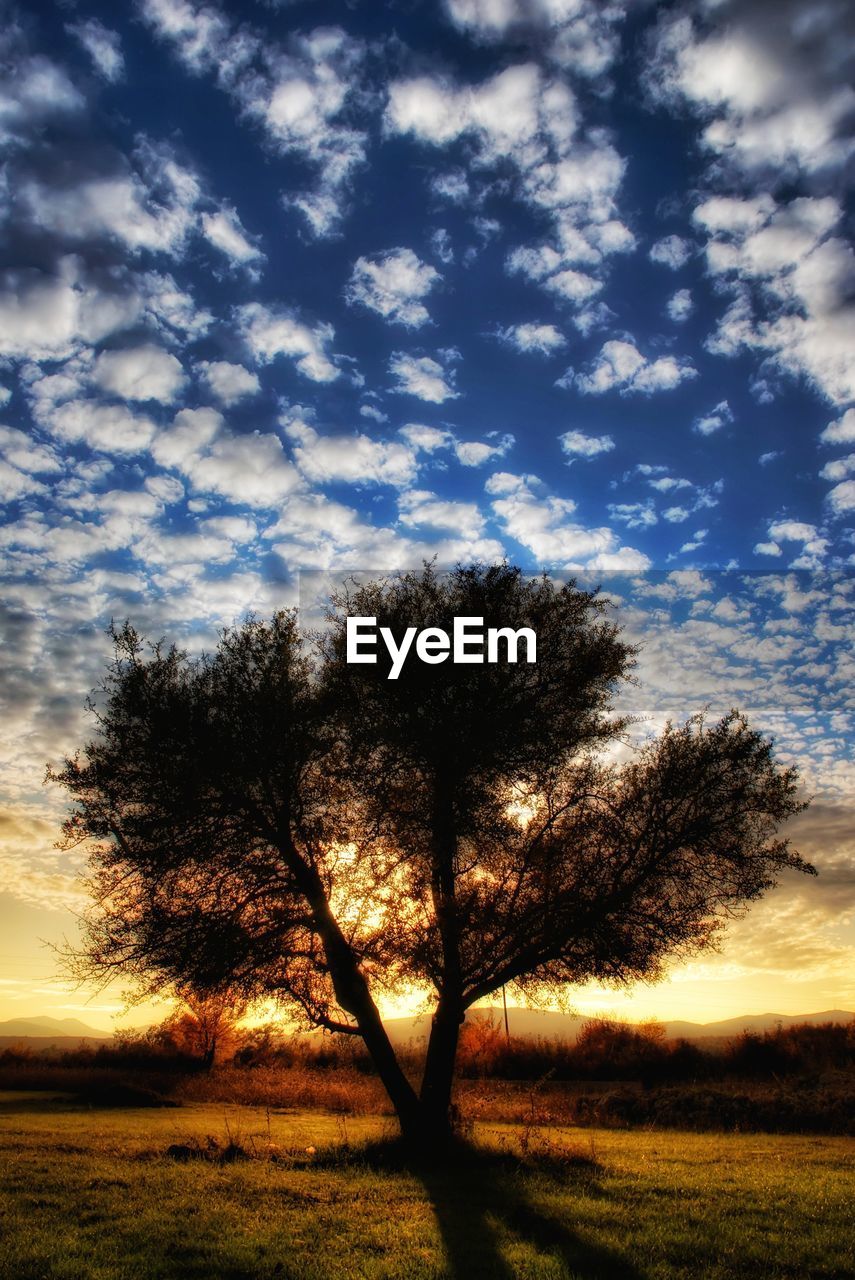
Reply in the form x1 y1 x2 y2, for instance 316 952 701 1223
0 1093 853 1279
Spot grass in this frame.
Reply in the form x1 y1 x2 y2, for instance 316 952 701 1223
0 1092 852 1279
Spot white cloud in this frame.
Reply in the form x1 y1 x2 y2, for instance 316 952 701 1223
201 207 263 269
284 415 418 488
0 260 141 362
389 352 458 403
827 481 855 516
693 400 733 437
346 248 440 328
454 433 514 466
430 169 470 204
486 470 650 569
495 322 565 355
398 423 453 453
398 489 485 538
766 519 828 568
197 360 261 406
566 339 697 395
608 500 657 529
0 425 62 476
667 288 693 323
821 409 855 445
559 429 614 459
650 234 691 269
754 540 783 557
150 406 222 472
648 7 855 178
140 4 367 237
42 401 158 455
359 403 388 424
654 2 855 408
154 409 302 508
20 143 204 258
67 19 124 82
443 0 624 79
237 303 340 382
0 51 83 148
820 454 855 483
93 344 185 403
387 63 633 308
431 229 453 265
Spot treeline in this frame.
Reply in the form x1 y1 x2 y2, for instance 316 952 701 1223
2 1015 853 1085
454 1016 855 1084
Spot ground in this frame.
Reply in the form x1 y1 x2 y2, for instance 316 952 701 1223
0 1093 852 1279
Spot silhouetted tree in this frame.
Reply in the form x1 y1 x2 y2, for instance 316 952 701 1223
50 564 814 1150
160 988 248 1068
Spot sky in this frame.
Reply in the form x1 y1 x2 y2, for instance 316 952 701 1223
0 0 853 1032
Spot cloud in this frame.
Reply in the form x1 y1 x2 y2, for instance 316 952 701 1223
387 63 634 309
565 339 697 395
693 400 733 437
820 454 855 484
93 344 185 403
0 37 83 150
827 481 855 516
200 206 264 270
667 288 693 323
398 489 486 538
152 408 302 507
486 470 650 569
237 303 340 382
821 409 855 446
359 403 388 424
647 3 855 179
67 19 124 83
398 423 454 453
389 352 458 403
197 360 261 406
140 2 368 236
559 429 615 459
649 1 855 408
39 401 158 455
346 248 441 328
608 500 657 530
495 323 566 355
454 433 514 466
649 234 691 269
18 141 204 258
284 415 418 488
760 519 829 569
0 259 141 362
442 0 625 79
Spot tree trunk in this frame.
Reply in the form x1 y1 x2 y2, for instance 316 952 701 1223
291 851 425 1142
419 998 464 1144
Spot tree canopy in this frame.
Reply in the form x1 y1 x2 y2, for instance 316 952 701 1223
51 564 813 1148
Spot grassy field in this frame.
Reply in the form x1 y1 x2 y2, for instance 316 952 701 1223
0 1092 852 1279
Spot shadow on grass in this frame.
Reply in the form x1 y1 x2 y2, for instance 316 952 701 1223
317 1137 646 1279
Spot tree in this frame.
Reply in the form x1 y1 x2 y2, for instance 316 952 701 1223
50 564 813 1151
159 988 248 1069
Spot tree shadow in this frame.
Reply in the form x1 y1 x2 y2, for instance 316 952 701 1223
338 1138 647 1279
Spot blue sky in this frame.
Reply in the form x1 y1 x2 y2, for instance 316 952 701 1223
0 0 853 1026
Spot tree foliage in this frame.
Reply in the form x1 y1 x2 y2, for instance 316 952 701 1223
50 564 813 1147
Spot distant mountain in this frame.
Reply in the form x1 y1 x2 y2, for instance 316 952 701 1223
382 1007 855 1045
0 1015 110 1041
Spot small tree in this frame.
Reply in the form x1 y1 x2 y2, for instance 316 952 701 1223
160 988 248 1068
50 564 813 1150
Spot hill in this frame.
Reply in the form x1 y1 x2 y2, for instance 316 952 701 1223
0 1015 110 1045
382 1007 855 1045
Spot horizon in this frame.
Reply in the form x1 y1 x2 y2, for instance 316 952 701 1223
1 0 853 1033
